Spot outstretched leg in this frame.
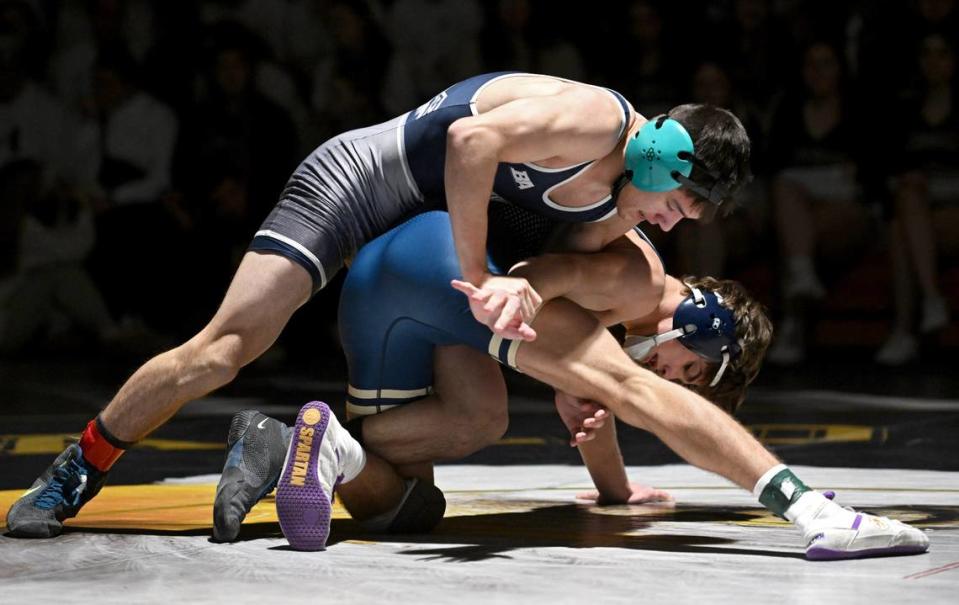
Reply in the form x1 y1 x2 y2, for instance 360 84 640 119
516 298 776 489
101 252 313 440
7 251 313 538
515 298 929 560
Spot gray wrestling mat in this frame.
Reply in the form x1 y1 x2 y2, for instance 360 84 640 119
2 464 957 604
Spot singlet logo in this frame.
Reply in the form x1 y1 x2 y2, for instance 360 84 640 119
414 91 448 119
510 167 534 190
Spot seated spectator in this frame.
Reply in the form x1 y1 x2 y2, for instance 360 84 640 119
876 32 959 364
48 0 158 114
0 160 147 355
376 0 484 116
0 0 94 186
178 23 298 232
705 0 794 118
161 24 298 331
310 3 389 136
766 40 874 365
480 0 585 81
85 43 180 327
666 59 770 278
605 0 684 116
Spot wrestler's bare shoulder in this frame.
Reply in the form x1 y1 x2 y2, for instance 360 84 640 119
473 74 615 115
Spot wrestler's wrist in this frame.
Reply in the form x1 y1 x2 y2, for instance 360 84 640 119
463 267 491 285
596 485 631 505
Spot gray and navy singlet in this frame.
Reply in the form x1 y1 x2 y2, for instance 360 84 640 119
250 72 632 291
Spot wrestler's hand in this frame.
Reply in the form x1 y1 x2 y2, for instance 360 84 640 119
576 483 673 506
451 275 542 342
554 391 609 447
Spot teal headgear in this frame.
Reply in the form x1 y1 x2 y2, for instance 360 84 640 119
615 115 731 206
626 116 695 192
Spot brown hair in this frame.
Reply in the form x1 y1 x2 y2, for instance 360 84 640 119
667 104 753 221
680 276 773 414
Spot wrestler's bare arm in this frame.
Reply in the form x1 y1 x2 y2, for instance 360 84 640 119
445 87 622 285
509 231 664 325
507 234 669 501
516 298 779 491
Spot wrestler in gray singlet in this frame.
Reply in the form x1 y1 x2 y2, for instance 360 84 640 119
249 72 631 291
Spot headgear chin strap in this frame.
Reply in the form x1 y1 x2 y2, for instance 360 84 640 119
620 115 731 207
624 285 743 387
623 329 686 364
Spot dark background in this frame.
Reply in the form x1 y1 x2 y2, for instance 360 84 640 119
0 1 957 482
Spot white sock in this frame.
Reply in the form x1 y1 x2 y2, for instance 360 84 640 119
328 412 367 484
785 491 857 535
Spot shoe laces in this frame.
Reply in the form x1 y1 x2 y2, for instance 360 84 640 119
35 459 89 510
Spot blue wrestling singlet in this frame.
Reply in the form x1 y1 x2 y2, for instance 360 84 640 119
339 210 663 416
338 211 515 416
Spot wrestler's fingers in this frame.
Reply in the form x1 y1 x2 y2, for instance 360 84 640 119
515 322 537 342
453 283 494 309
520 292 541 321
519 296 534 320
571 430 595 446
575 489 600 501
581 416 605 430
494 297 522 332
483 291 507 315
493 322 531 341
649 489 673 502
450 279 480 297
578 400 600 412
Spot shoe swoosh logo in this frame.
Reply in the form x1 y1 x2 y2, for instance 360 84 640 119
256 418 269 430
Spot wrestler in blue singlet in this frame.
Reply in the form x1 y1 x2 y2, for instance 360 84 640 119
339 210 658 416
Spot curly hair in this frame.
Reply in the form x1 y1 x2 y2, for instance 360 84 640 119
680 276 773 414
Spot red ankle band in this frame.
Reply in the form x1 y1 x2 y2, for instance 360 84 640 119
79 419 127 472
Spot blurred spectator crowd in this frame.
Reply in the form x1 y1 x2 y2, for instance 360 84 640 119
0 0 957 369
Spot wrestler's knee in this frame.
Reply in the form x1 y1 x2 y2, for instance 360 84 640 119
463 375 508 434
474 402 509 444
445 392 508 457
439 414 507 460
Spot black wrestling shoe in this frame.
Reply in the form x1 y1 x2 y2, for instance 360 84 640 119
6 444 108 538
212 411 292 542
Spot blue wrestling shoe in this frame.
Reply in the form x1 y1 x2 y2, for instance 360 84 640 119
5 444 107 538
213 410 293 542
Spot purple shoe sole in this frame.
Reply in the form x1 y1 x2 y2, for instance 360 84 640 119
275 401 332 551
806 544 929 561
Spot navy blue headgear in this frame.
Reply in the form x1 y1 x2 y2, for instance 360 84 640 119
623 285 743 387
